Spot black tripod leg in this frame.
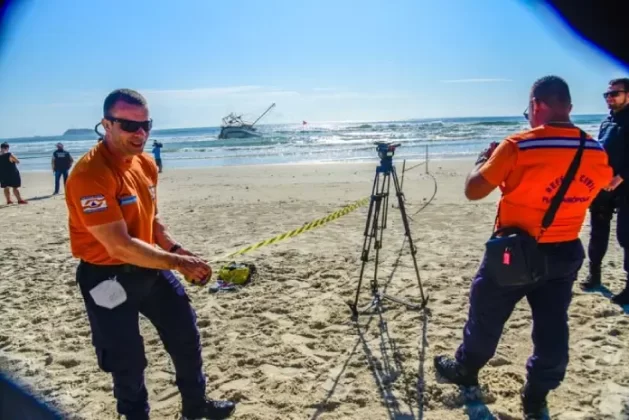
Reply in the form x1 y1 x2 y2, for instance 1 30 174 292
349 171 381 317
369 172 388 296
382 172 391 229
391 168 428 307
362 171 379 237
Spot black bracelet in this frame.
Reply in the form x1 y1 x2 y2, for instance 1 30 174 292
169 244 182 253
475 154 488 165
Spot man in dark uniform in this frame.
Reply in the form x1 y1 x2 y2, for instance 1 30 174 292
581 78 629 305
65 89 235 420
52 142 73 195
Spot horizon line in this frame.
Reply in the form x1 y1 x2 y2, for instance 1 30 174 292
440 78 513 83
0 112 608 141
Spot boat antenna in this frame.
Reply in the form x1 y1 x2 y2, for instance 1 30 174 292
250 103 276 127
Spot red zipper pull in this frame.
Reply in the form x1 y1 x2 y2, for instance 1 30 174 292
503 248 511 265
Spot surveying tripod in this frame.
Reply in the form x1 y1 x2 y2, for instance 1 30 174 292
347 142 428 319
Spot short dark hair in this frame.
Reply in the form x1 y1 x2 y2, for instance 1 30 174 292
103 89 147 117
609 78 629 91
531 75 571 109
0 142 8 149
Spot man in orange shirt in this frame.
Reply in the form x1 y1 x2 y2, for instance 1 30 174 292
433 76 612 418
65 89 235 420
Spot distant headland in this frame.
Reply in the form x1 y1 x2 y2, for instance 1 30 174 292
63 128 93 136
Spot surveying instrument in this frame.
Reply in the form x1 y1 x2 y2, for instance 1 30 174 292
347 142 428 319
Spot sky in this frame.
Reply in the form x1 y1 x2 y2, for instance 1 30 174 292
0 0 626 138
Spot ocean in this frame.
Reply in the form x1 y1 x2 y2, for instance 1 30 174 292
3 114 607 172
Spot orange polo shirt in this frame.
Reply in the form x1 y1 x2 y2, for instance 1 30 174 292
479 124 613 243
65 141 158 265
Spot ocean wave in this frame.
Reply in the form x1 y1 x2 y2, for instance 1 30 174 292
8 115 608 171
471 120 522 126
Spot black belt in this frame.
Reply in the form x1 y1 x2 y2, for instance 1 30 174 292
537 238 581 248
79 260 159 274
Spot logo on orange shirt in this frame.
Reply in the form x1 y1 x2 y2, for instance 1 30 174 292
81 195 108 213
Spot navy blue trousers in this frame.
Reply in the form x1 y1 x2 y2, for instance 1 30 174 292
455 239 584 393
588 196 629 274
54 170 68 194
76 262 206 420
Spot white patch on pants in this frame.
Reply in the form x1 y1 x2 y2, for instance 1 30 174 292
89 276 127 309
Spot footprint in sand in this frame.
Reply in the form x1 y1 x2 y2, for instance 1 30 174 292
56 356 81 369
508 319 530 330
487 356 511 367
598 382 629 418
592 305 622 318
146 337 160 346
0 335 10 350
196 319 211 328
320 272 343 280
597 346 624 367
217 378 251 401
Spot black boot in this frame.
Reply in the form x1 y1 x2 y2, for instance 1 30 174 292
433 355 479 387
580 264 602 291
181 399 236 420
611 281 629 305
521 383 549 419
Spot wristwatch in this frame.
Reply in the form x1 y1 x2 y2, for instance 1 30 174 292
169 244 182 253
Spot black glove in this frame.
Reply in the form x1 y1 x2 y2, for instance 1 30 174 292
475 142 498 165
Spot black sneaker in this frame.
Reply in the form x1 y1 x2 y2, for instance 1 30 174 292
521 384 548 419
433 355 479 387
611 284 629 305
181 399 236 420
580 270 601 291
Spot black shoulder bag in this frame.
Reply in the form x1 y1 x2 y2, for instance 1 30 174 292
484 130 587 287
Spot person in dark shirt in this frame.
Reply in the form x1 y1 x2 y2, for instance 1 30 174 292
0 142 26 205
52 142 73 195
152 140 163 173
581 77 629 305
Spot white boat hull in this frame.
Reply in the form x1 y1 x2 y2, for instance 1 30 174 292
218 126 262 139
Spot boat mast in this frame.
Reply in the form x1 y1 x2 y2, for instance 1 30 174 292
250 103 276 127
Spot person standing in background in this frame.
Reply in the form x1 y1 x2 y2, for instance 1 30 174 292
581 78 629 305
52 142 74 195
0 142 27 205
152 140 163 173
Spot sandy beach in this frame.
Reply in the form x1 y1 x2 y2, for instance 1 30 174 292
1 158 628 419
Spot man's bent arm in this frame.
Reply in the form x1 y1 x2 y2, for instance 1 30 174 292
153 213 179 251
465 140 516 200
87 220 180 270
464 163 497 200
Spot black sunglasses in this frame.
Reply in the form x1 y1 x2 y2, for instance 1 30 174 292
523 106 529 121
603 90 626 99
105 116 153 133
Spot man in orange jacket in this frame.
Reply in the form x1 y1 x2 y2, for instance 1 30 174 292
434 76 613 418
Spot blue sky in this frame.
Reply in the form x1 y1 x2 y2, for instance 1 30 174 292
0 0 626 138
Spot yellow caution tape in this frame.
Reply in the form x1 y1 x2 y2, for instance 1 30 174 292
222 196 370 259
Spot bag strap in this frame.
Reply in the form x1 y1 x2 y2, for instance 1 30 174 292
537 129 587 240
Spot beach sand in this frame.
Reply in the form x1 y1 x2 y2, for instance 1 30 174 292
1 159 628 419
